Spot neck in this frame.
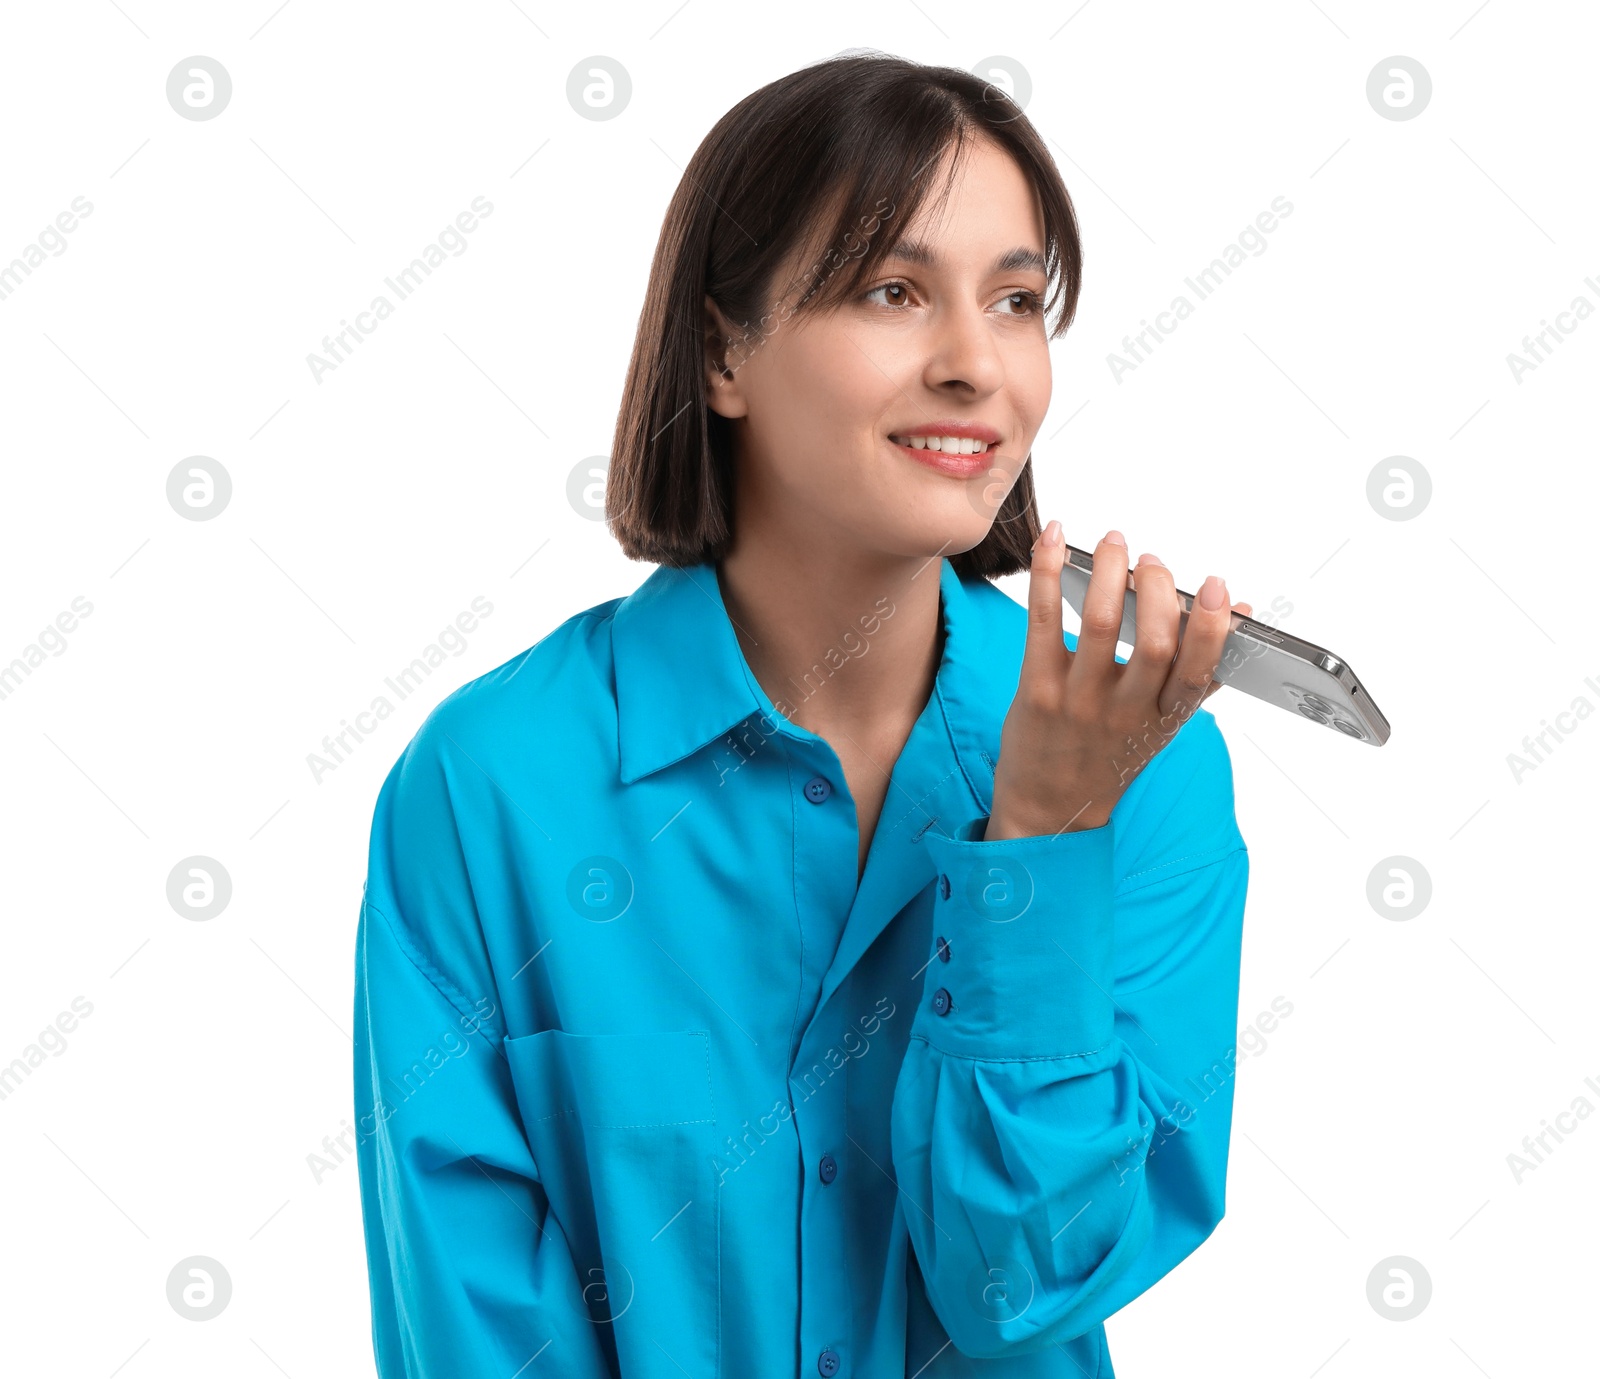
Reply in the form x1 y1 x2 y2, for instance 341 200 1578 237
715 536 946 746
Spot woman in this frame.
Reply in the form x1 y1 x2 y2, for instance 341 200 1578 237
354 52 1253 1379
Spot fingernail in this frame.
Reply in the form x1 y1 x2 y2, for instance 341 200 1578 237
1198 575 1224 610
1043 519 1062 547
1136 552 1163 567
1103 529 1126 547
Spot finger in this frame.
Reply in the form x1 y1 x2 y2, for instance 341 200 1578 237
1200 601 1253 704
1118 552 1180 705
1021 517 1070 695
1162 574 1232 721
1071 528 1129 687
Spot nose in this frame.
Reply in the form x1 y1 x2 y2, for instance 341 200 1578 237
920 300 1006 397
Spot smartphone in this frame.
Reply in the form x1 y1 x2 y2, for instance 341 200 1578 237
1058 540 1390 746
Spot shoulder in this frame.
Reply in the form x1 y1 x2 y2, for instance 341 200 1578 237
388 594 624 783
360 595 627 998
428 597 621 742
367 593 624 882
1114 706 1245 893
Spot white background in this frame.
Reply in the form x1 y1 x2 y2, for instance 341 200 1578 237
1 2 1594 1375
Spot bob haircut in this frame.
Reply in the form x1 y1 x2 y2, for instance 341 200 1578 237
607 50 1083 580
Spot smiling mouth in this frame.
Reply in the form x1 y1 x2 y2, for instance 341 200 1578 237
888 434 995 454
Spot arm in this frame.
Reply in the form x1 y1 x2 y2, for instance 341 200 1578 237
354 723 609 1377
890 710 1248 1359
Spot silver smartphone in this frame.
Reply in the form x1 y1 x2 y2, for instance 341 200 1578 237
1058 540 1390 746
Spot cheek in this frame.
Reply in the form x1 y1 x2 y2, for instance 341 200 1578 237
808 338 889 425
1008 342 1052 424
760 333 875 436
768 337 903 484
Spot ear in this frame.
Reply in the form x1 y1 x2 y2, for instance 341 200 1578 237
704 294 749 421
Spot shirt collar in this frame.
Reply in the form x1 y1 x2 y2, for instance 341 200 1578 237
612 556 1005 806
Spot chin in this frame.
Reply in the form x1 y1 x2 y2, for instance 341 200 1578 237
889 511 995 563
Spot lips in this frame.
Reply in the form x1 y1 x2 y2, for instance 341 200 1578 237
888 434 995 476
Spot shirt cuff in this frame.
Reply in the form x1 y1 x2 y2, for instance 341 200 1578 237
914 814 1117 1061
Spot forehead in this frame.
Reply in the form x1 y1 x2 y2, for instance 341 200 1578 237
890 139 1045 249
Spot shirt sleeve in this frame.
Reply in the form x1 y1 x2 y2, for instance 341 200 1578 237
353 722 610 1378
889 708 1250 1360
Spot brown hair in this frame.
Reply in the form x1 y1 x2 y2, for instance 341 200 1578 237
606 50 1083 579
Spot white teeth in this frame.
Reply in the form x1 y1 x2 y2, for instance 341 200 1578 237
892 435 989 454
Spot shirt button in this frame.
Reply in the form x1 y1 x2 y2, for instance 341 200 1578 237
818 1153 837 1184
818 1348 841 1376
935 935 951 963
932 987 952 1016
804 776 832 805
939 872 951 899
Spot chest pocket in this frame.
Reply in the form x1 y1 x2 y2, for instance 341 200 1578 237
504 1027 721 1379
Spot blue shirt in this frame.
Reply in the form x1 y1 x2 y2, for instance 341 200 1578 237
353 555 1250 1378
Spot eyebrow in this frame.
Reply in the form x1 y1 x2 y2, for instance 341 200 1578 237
883 239 1047 276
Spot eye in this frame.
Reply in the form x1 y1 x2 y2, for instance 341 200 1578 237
862 280 913 308
999 290 1044 317
861 282 1044 316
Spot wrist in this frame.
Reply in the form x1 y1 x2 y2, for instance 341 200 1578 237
984 802 1111 840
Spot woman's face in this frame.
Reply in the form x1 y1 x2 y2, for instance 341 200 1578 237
706 134 1053 564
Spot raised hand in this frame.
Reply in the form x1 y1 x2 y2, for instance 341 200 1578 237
985 522 1253 840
